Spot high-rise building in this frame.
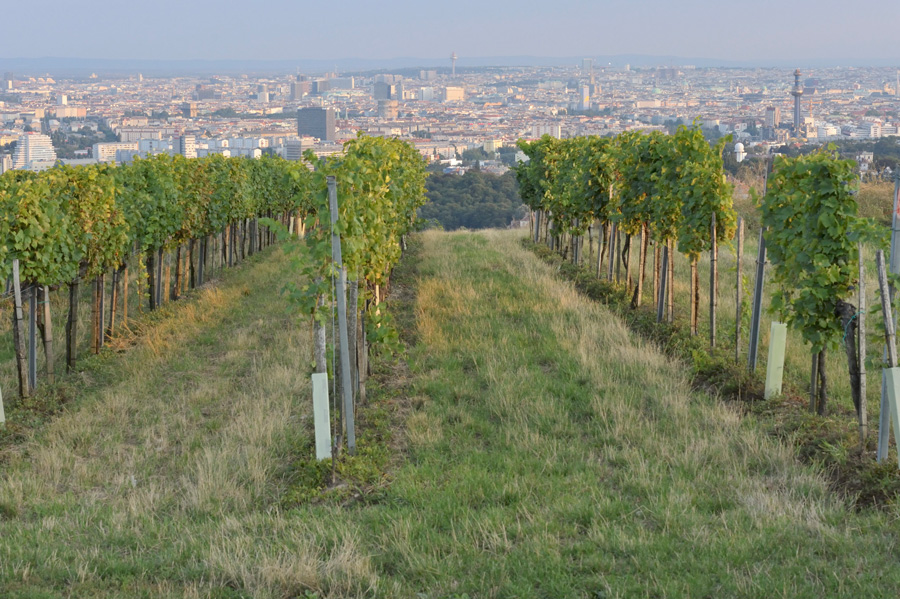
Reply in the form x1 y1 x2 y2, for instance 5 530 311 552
93 142 139 162
419 87 435 102
178 135 197 159
0 153 12 174
763 105 781 140
531 124 562 139
791 69 803 136
57 94 67 106
374 81 395 100
283 137 312 161
182 102 197 118
297 107 335 141
578 85 590 111
443 87 465 102
3 71 12 90
377 99 399 119
311 79 330 95
290 80 310 100
582 58 593 79
12 133 57 170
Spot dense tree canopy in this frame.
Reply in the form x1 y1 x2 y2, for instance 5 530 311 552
420 170 526 230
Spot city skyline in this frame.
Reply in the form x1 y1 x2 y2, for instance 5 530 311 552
1 0 899 67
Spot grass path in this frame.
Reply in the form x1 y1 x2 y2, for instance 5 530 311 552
2 231 900 598
0 248 376 598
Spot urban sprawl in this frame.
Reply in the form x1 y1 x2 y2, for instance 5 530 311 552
2 61 899 177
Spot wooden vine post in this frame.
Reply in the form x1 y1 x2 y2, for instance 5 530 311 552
876 250 900 467
667 240 675 323
657 245 668 323
12 260 32 398
735 217 743 361
348 277 359 404
690 258 699 335
632 224 648 308
66 278 79 370
653 244 660 312
710 212 717 348
42 286 55 384
328 176 356 456
878 170 900 462
122 266 129 327
858 242 867 445
91 276 101 354
749 156 775 372
28 285 37 390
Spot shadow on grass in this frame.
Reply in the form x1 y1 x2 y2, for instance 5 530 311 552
523 237 900 510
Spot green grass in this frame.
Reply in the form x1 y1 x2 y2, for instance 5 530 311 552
3 229 900 597
530 222 900 506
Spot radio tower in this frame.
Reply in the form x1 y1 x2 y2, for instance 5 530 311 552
451 52 458 77
791 68 803 136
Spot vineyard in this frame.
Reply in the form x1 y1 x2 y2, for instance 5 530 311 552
516 126 900 478
0 134 427 458
6 127 900 596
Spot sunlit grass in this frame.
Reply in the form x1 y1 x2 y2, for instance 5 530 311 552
3 230 900 597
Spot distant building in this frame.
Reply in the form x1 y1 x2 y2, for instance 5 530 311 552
311 79 330 95
290 81 310 100
282 137 313 161
377 99 399 120
763 106 781 140
578 85 590 111
419 87 435 102
178 135 197 159
0 153 12 174
297 107 335 141
329 77 355 90
52 106 87 119
443 86 465 102
790 69 803 135
193 85 220 100
419 70 437 81
12 133 57 171
374 81 396 100
182 102 197 118
93 141 139 162
57 94 67 106
531 124 562 139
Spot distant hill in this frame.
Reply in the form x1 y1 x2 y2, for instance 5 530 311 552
2 54 898 77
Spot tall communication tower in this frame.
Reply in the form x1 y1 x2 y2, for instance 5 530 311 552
451 52 458 77
790 69 803 136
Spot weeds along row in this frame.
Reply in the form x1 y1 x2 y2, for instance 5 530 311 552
516 128 900 470
0 135 428 446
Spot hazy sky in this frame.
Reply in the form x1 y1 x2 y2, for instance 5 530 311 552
2 0 899 63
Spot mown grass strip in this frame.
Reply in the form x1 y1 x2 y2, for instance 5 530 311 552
379 229 900 597
4 230 900 598
0 248 380 598
523 236 900 507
